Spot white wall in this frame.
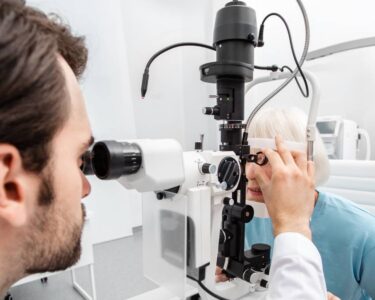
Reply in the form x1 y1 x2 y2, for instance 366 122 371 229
121 0 218 151
27 0 221 244
28 0 140 244
120 0 222 233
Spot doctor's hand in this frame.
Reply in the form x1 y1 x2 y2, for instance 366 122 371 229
215 267 229 283
253 136 315 240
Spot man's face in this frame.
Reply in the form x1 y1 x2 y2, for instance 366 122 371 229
24 57 93 274
245 150 272 203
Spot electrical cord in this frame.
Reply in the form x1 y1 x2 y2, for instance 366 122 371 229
254 64 307 99
254 64 279 71
144 42 215 70
244 0 310 135
141 42 283 98
141 42 215 98
259 12 309 98
258 12 309 97
280 65 308 97
187 275 229 300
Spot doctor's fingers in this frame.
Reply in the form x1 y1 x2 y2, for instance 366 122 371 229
263 148 285 171
215 266 223 275
215 267 229 283
275 135 295 166
291 150 308 174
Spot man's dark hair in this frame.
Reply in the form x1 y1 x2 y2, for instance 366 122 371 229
0 0 88 172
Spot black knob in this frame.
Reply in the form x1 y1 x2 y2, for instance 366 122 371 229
260 279 269 288
202 106 220 116
223 197 232 205
243 268 259 284
243 205 254 223
251 243 271 257
264 264 270 275
201 163 216 174
156 192 166 200
195 142 203 151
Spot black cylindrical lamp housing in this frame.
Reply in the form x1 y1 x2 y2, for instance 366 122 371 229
200 1 257 128
214 1 257 67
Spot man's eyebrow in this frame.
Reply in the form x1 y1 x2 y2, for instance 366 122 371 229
81 136 95 151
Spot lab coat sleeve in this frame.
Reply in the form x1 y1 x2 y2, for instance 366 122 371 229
267 232 327 300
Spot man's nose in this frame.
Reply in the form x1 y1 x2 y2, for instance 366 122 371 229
82 173 91 198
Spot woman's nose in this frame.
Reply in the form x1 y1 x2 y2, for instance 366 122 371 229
245 163 256 180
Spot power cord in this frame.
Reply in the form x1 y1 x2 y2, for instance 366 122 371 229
280 65 308 98
254 64 279 72
257 12 309 97
141 42 284 98
141 42 215 98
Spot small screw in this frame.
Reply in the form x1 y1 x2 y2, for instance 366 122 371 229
156 192 165 200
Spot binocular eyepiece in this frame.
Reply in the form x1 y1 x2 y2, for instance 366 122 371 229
81 141 142 180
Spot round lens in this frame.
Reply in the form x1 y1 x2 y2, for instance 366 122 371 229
92 142 111 179
256 152 268 166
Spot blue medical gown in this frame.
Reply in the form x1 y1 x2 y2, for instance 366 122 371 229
245 191 375 300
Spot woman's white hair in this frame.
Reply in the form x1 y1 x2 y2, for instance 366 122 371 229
248 107 330 186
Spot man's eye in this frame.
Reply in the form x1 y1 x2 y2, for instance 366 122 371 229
80 151 93 174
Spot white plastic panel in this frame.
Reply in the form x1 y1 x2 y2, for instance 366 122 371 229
329 160 375 177
142 192 187 299
321 160 375 214
325 176 375 192
319 187 375 207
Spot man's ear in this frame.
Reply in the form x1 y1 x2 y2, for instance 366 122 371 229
0 144 28 227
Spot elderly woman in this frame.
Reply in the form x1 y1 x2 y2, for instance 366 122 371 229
245 107 375 300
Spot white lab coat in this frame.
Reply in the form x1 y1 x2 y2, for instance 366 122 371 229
267 232 327 300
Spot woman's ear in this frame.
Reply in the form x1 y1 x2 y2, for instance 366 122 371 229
0 144 28 227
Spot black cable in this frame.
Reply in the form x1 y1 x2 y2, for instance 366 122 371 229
255 63 308 95
141 41 282 98
258 13 309 97
254 64 279 72
145 42 215 70
187 275 229 300
281 65 307 98
141 42 215 98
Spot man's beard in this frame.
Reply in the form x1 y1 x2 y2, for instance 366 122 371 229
23 170 85 274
